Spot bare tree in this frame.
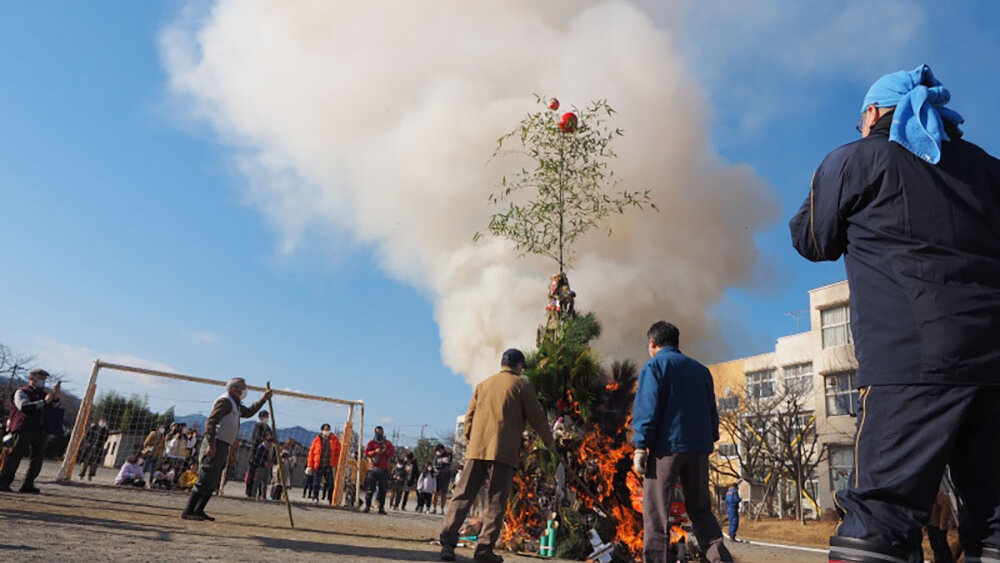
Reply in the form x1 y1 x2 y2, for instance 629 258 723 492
769 385 825 523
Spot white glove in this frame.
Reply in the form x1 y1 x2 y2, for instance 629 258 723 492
633 448 648 476
305 467 314 476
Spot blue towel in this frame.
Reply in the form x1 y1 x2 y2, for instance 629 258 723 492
861 64 963 164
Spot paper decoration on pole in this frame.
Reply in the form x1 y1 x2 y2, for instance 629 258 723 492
558 112 578 133
547 97 560 111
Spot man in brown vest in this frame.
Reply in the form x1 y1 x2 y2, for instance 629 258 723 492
0 368 60 493
440 348 555 563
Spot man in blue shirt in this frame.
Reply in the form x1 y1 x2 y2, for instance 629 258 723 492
725 484 741 541
632 321 732 563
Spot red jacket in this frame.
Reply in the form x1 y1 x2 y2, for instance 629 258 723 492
307 434 342 471
364 438 395 470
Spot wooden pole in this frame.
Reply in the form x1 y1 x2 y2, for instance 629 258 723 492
266 382 294 528
58 360 102 482
332 404 353 506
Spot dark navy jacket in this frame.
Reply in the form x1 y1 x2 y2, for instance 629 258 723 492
632 347 719 455
790 114 1000 386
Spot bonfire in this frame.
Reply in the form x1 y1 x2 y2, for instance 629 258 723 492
501 276 643 561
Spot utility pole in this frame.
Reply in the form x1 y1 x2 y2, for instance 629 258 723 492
419 424 427 440
785 310 808 333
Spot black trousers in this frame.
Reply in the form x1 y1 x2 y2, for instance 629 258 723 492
836 385 1000 553
0 431 47 489
311 466 334 501
365 468 389 508
642 452 732 563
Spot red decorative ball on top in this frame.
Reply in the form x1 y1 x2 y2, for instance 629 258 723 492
547 97 560 111
558 112 578 133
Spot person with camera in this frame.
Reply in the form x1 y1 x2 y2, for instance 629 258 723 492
0 368 60 493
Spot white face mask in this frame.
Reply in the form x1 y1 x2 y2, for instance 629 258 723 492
99 421 107 428
321 430 331 438
238 388 248 401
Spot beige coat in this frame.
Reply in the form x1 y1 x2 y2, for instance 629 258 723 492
463 368 555 468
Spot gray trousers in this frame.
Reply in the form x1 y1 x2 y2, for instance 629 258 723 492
440 459 514 550
643 451 732 563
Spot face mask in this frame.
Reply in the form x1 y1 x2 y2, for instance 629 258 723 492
321 430 331 438
99 421 107 428
158 428 165 434
238 388 248 401
32 379 45 390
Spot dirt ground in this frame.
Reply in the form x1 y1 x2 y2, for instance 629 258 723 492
1 463 824 563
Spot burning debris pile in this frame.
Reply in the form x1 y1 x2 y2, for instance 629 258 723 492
501 276 643 561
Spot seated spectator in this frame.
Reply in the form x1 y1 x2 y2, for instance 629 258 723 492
178 462 199 490
115 455 147 487
152 460 175 489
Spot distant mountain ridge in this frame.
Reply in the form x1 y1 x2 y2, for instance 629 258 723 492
174 413 317 445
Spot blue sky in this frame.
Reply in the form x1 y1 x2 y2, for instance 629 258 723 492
2 2 998 444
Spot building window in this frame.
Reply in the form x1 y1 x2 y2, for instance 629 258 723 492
825 371 859 416
821 305 853 348
746 369 776 399
718 443 738 457
829 445 853 492
719 396 740 412
783 362 814 394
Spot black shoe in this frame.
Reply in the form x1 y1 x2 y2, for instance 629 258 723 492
440 544 456 561
181 512 207 521
473 548 503 563
197 512 215 521
18 486 40 494
363 506 371 513
378 508 388 515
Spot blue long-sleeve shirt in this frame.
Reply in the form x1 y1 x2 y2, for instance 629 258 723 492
632 347 719 455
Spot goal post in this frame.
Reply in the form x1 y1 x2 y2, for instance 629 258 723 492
58 359 365 508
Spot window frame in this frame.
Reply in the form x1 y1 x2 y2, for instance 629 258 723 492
746 368 777 399
821 304 853 348
824 370 859 416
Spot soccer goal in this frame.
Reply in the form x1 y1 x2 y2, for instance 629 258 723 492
57 360 365 508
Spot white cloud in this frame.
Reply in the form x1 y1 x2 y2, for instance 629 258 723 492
160 1 778 385
34 339 178 391
184 330 221 344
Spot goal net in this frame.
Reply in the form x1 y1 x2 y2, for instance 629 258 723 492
57 360 365 507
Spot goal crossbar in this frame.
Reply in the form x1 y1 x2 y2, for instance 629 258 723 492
58 359 365 508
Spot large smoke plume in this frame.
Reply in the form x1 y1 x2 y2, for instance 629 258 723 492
161 0 777 385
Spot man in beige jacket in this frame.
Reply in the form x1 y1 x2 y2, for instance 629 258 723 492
440 349 555 563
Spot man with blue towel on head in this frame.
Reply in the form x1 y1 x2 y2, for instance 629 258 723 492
791 65 1000 563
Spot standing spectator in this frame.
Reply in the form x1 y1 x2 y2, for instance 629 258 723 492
401 452 418 511
416 463 436 513
185 428 199 463
363 425 395 514
307 423 341 503
77 419 109 481
271 449 293 501
182 377 271 521
631 322 732 563
251 434 276 500
791 64 1000 563
178 462 199 491
115 454 146 487
141 424 167 488
389 458 407 510
439 349 555 563
725 483 741 541
432 444 453 515
0 369 61 493
246 410 272 498
165 424 189 481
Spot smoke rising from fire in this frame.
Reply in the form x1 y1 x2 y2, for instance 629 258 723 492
160 1 777 384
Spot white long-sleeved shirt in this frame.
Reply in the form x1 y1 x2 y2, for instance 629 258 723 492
116 461 144 484
417 472 437 494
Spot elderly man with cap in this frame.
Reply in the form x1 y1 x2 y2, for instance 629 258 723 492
791 64 1000 563
0 368 60 493
181 377 271 520
439 348 555 563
